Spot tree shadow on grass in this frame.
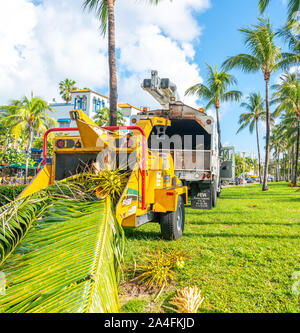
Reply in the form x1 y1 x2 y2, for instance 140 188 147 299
220 193 295 199
273 197 300 203
182 232 300 240
124 227 300 242
186 220 300 226
124 228 162 241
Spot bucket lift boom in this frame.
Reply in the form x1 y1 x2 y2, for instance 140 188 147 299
141 70 180 109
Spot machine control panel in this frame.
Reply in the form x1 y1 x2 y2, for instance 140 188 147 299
54 137 82 151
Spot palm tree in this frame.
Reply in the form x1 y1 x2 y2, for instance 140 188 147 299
59 79 77 103
185 64 242 153
259 0 300 24
277 24 300 69
222 18 299 191
272 72 300 186
237 92 266 183
93 107 125 126
0 93 57 183
83 0 162 126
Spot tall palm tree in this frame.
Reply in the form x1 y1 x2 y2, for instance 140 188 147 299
222 18 299 191
83 0 162 126
0 93 57 183
237 92 266 183
272 72 300 186
59 79 77 103
259 0 300 24
185 64 242 153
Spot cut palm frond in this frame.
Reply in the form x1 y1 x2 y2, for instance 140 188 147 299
170 287 204 313
0 197 124 313
0 196 49 266
135 247 188 290
0 171 126 313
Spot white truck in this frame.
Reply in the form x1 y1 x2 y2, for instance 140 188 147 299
130 71 235 210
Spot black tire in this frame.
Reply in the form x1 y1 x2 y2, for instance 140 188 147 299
160 196 185 240
212 181 217 207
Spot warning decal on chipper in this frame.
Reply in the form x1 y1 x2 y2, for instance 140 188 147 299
122 195 137 206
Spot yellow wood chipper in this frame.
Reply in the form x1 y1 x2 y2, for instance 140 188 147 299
19 109 188 240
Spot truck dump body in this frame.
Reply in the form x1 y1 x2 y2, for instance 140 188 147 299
148 118 212 172
132 102 216 178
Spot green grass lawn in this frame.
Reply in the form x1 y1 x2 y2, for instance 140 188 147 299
120 182 300 313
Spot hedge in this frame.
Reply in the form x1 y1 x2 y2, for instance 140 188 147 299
0 185 26 207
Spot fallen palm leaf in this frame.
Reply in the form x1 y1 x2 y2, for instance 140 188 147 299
0 171 125 313
135 247 188 290
0 196 49 266
169 286 204 313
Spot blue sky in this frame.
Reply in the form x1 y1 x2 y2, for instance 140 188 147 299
192 0 288 157
0 0 294 158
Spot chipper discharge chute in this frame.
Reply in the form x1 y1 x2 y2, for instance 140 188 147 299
0 108 187 313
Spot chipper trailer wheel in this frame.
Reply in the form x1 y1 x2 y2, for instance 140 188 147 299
160 195 185 240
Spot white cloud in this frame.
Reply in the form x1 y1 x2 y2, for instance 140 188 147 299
0 0 210 109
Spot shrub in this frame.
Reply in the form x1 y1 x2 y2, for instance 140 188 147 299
0 185 26 206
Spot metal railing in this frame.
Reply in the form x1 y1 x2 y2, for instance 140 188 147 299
150 149 211 171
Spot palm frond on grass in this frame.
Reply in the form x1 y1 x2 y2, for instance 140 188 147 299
0 196 49 266
0 176 96 267
0 172 125 313
135 246 188 290
169 287 204 313
0 197 124 313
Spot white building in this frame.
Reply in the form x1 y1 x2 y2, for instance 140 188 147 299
49 89 141 127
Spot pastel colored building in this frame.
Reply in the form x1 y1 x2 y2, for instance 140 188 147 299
49 89 141 127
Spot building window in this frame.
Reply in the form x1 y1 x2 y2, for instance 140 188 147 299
93 98 97 112
76 96 81 109
82 96 87 111
59 122 70 128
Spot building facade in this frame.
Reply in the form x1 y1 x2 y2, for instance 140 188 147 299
49 89 141 127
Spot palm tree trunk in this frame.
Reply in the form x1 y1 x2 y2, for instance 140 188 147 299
276 148 280 182
263 76 270 191
107 0 118 127
24 127 33 184
288 148 291 182
255 119 262 183
215 106 221 155
293 118 300 186
291 144 295 183
283 153 286 181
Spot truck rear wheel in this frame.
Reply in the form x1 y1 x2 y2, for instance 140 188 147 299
160 196 185 240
